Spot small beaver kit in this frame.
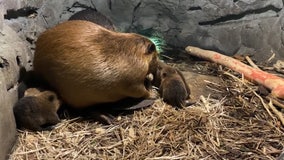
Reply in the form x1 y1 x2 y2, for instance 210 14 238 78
13 88 61 131
155 61 191 108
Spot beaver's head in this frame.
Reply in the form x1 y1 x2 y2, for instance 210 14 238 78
98 31 159 90
127 35 159 90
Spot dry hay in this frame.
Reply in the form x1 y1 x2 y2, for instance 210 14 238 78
10 64 284 160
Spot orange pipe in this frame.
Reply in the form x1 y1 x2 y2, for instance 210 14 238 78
185 46 284 99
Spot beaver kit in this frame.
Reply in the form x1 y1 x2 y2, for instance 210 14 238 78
13 88 61 131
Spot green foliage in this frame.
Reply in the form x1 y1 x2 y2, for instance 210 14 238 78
148 34 166 54
138 28 166 54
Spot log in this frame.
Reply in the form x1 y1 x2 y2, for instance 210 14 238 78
185 46 284 99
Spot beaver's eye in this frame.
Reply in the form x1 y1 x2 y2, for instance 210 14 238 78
48 95 55 102
146 43 156 54
162 72 167 78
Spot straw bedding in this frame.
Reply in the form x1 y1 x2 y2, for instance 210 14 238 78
10 59 284 160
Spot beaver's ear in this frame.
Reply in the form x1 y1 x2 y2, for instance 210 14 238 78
145 43 156 55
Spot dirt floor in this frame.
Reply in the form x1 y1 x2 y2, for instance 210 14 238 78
9 49 284 160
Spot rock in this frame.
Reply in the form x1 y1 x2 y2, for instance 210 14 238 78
14 0 282 63
4 0 284 63
182 71 221 101
95 0 284 63
0 24 31 160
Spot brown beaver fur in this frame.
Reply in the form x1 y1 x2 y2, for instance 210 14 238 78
13 88 61 131
157 62 190 108
33 20 158 108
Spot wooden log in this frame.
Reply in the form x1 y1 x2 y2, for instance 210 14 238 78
185 46 284 99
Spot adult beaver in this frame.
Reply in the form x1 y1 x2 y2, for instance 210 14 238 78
33 20 158 108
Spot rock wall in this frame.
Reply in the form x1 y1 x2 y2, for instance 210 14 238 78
94 0 284 62
5 0 284 62
0 1 33 159
1 0 284 159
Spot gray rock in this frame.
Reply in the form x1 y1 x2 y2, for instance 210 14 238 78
17 0 282 63
99 0 284 63
0 24 31 160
